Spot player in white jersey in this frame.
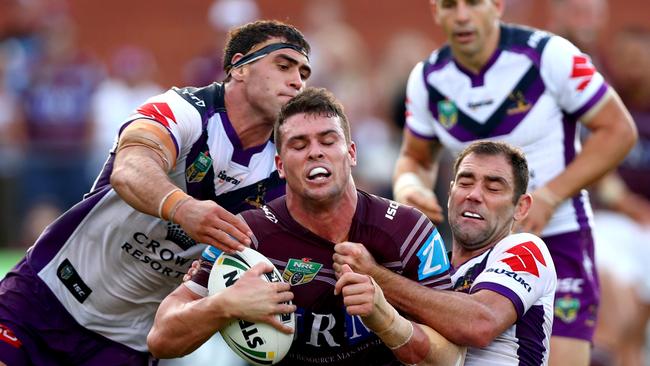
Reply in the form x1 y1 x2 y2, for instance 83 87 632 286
391 1 636 365
335 140 556 365
0 20 311 365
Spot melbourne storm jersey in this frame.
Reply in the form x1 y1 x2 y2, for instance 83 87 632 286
190 191 452 365
451 233 556 365
406 24 608 237
21 83 285 352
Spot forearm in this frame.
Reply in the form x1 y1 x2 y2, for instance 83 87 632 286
111 147 188 219
372 266 498 346
393 154 438 189
148 285 232 358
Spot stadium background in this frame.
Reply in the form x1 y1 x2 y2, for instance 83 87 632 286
0 0 648 364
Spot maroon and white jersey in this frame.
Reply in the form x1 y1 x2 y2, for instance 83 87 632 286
451 233 556 365
190 190 451 365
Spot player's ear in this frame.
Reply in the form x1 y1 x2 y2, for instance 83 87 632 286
275 154 285 178
229 54 246 81
513 193 532 221
492 0 505 18
348 141 357 167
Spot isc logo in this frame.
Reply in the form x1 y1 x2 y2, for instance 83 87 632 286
385 201 399 220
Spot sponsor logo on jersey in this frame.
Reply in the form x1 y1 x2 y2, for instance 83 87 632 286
571 55 596 91
186 151 213 183
180 89 206 107
506 91 532 115
437 99 458 128
261 205 278 223
554 294 580 323
500 241 546 277
416 229 449 280
485 267 533 292
0 323 21 349
467 99 494 110
57 259 92 303
137 102 177 127
217 170 241 186
557 277 584 294
282 258 322 286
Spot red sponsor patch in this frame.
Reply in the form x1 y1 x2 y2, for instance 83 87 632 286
500 241 547 277
0 323 22 348
570 55 596 91
137 102 177 128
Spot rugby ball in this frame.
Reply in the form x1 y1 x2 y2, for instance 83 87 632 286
208 247 294 365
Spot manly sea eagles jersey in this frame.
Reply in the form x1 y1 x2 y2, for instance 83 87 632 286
451 233 557 366
406 24 609 237
25 83 285 352
190 191 452 366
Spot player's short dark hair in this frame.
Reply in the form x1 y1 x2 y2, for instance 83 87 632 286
223 20 310 74
274 87 351 153
453 141 529 203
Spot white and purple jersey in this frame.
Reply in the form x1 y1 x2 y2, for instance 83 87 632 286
451 233 556 365
406 24 608 237
15 83 286 352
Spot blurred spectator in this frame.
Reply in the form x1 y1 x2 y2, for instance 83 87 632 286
13 16 102 244
90 45 162 179
591 28 650 366
548 0 610 71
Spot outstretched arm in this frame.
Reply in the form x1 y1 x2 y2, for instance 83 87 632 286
111 119 252 252
333 242 517 347
335 265 465 365
147 262 295 359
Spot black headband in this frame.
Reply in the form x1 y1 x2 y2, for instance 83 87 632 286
227 42 309 73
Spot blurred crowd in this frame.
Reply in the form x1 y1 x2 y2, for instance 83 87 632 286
1 0 649 365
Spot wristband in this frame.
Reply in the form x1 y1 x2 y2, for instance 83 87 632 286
158 188 191 221
393 172 426 198
535 186 562 208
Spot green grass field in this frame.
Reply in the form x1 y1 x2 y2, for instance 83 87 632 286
0 249 25 279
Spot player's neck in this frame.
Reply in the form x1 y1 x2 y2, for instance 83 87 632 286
224 83 274 149
452 25 501 74
451 242 492 268
286 182 358 243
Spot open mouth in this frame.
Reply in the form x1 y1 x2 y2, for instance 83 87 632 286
462 211 484 220
454 31 475 43
307 167 331 181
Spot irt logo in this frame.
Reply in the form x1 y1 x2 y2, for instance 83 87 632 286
500 241 547 277
137 102 177 127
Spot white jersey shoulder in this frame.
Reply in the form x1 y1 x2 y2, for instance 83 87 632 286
456 233 556 366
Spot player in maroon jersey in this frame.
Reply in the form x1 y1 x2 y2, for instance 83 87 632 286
147 88 465 365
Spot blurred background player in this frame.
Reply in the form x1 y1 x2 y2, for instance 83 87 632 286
391 1 637 365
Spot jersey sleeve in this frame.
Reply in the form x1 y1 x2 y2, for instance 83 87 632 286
126 88 204 162
471 233 556 319
393 204 451 290
184 245 223 297
540 35 609 121
405 61 438 139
